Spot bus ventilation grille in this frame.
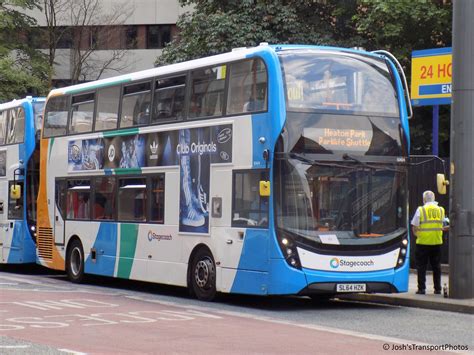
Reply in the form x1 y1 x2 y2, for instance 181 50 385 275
37 227 53 259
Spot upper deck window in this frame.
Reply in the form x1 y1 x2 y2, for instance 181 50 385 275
6 107 25 144
279 50 399 117
70 92 95 134
189 65 226 118
227 58 268 115
0 110 6 145
120 82 151 128
33 102 45 132
95 85 120 131
152 75 186 123
44 96 69 137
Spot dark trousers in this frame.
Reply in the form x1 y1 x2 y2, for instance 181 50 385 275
416 244 442 291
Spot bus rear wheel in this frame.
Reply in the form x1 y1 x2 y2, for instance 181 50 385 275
66 239 85 283
190 248 216 301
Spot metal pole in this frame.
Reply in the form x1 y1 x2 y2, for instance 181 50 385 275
449 0 474 299
432 105 439 156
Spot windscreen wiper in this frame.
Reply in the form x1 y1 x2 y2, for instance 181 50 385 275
279 152 352 169
342 153 403 172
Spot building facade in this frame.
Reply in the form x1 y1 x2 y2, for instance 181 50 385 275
27 0 190 85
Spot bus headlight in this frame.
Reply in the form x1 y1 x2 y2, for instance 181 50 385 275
276 229 301 270
396 237 409 269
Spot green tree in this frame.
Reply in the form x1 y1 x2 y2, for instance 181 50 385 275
157 0 363 65
0 0 48 101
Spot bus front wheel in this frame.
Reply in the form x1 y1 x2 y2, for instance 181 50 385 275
66 239 85 283
190 248 216 301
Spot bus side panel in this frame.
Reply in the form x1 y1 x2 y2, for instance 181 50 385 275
227 229 270 295
267 258 308 295
229 269 268 295
6 222 36 263
37 138 66 270
392 258 409 292
84 223 118 277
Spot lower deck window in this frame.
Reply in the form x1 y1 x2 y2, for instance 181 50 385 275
118 177 147 221
8 181 24 220
57 174 165 223
93 176 116 220
232 170 269 228
66 180 91 219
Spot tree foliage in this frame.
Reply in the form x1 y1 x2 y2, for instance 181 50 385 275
158 0 452 155
0 0 48 101
157 0 363 65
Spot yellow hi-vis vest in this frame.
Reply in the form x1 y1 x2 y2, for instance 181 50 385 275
416 204 445 245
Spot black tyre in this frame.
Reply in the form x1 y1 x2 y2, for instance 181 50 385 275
190 248 216 301
66 239 85 283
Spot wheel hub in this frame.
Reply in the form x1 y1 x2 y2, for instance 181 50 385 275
71 247 82 276
194 258 212 288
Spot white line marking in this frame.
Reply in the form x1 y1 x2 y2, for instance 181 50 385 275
59 348 88 355
0 282 18 286
0 345 30 349
126 295 467 354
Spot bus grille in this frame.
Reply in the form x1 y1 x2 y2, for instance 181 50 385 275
37 227 53 259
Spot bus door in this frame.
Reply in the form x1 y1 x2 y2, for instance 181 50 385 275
212 169 269 291
54 179 67 245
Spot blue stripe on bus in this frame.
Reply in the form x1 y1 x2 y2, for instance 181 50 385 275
22 101 36 161
230 229 269 295
231 229 309 295
84 223 118 276
268 258 308 295
7 221 36 263
385 59 411 151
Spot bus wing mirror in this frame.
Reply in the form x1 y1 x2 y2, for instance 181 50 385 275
10 184 21 200
259 181 270 197
436 173 449 195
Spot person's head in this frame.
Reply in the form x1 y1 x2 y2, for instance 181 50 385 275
422 190 436 203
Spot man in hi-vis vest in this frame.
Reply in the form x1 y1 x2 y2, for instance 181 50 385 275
411 191 449 295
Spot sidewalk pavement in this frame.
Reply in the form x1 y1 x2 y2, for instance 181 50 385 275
339 269 473 314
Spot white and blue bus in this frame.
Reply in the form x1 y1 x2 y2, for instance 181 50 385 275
0 97 45 264
37 45 411 300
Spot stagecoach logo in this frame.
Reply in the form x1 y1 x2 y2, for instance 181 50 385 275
220 151 230 161
108 144 116 162
217 128 232 144
149 141 159 160
330 258 340 269
70 144 82 163
330 257 375 269
147 231 172 242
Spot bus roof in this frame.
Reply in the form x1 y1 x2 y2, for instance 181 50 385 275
0 97 45 111
47 44 387 98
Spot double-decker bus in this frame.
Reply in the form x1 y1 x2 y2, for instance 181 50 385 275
37 44 411 300
0 97 45 264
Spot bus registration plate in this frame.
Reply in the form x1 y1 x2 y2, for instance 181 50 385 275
336 283 366 292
